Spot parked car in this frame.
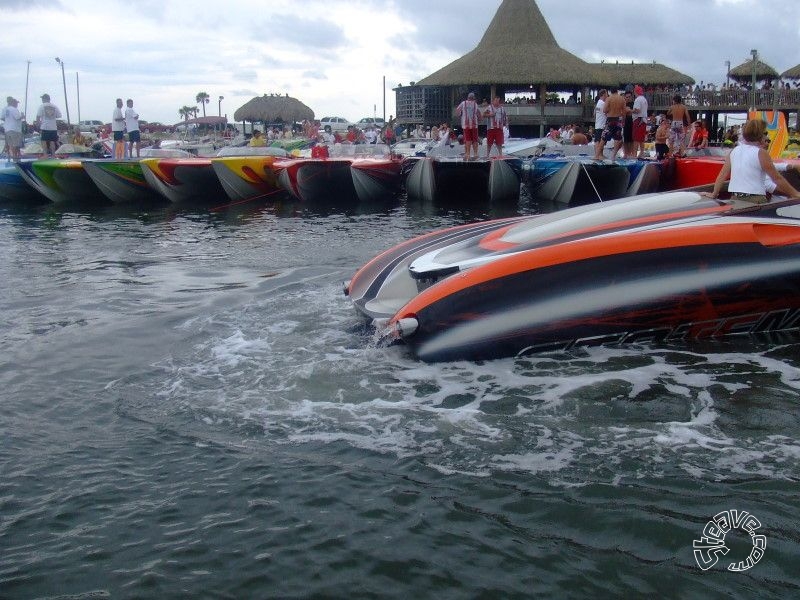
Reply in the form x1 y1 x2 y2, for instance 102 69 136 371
78 119 104 133
319 116 352 133
356 117 386 129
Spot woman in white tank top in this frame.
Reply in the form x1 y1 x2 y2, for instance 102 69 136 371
703 118 798 204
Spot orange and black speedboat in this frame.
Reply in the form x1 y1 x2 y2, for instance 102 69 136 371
345 188 800 361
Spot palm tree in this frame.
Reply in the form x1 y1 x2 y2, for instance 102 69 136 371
178 105 194 124
196 92 210 118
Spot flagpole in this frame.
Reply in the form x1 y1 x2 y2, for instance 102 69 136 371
24 60 31 121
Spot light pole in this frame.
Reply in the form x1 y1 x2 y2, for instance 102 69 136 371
218 95 224 117
55 57 71 126
76 71 81 124
24 60 31 122
750 49 758 110
724 60 731 131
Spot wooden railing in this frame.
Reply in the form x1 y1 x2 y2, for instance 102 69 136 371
500 90 800 129
646 89 800 112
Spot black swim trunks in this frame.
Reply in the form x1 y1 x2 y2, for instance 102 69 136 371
601 117 623 142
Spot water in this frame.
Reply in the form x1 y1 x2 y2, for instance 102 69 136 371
1 192 799 599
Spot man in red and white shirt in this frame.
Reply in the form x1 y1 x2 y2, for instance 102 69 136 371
456 92 481 160
483 96 508 157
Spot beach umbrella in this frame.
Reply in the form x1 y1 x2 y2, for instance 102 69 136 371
781 64 800 80
233 94 315 124
728 58 779 82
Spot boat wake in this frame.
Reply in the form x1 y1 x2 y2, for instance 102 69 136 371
114 270 800 485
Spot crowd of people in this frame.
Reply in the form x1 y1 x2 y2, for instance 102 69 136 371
1 93 148 160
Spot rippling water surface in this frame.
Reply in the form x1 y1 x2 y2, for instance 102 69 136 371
1 193 799 599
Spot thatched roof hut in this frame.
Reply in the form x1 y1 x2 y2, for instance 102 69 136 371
416 0 612 89
592 62 694 87
729 58 779 82
781 64 800 80
234 94 314 123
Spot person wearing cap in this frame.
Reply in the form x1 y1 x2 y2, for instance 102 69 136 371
455 92 481 160
35 93 62 157
1 96 24 162
631 85 649 159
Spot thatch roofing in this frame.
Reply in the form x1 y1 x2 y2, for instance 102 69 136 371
415 0 614 89
234 94 314 123
781 64 800 80
728 58 779 82
592 62 694 86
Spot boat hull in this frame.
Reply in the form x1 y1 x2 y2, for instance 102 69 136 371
404 156 523 203
350 157 403 203
347 190 800 361
211 155 285 202
83 159 164 204
140 158 227 203
15 159 108 204
666 156 726 190
0 162 47 203
275 158 357 203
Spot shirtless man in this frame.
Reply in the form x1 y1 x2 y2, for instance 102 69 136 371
666 95 691 157
601 87 628 162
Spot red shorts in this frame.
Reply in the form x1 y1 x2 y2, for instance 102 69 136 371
486 128 504 147
462 127 478 143
633 119 647 143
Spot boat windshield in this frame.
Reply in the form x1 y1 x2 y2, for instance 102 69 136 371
500 191 721 245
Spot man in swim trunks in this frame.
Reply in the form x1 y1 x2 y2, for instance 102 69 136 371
456 92 481 160
112 98 125 159
483 96 507 157
592 89 608 160
601 87 627 162
666 95 691 157
36 93 62 157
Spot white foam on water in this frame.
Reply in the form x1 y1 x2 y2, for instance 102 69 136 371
147 273 800 484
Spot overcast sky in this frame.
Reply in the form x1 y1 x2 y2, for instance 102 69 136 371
1 0 797 126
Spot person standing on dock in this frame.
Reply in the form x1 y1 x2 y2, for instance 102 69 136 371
35 93 61 157
592 89 608 160
112 98 125 159
1 96 23 162
456 92 481 160
484 96 507 157
124 99 140 158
